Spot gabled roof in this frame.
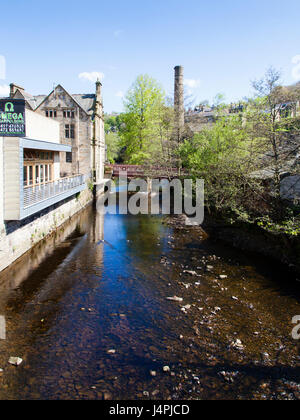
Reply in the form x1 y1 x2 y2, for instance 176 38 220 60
11 88 36 110
72 94 95 115
34 84 95 116
6 84 96 116
33 95 47 109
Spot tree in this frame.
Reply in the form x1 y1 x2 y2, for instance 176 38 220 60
250 67 300 209
119 75 166 165
105 132 120 163
213 93 226 108
180 67 300 228
179 114 263 217
104 114 124 163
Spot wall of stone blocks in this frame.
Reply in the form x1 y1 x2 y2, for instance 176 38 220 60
0 188 93 273
36 98 94 181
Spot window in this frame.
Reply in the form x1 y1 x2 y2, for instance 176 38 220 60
45 165 48 182
65 124 75 139
40 165 44 183
23 150 54 188
66 152 73 163
29 166 33 185
24 150 54 161
63 109 75 119
35 165 40 184
70 125 75 139
23 167 28 187
65 124 70 138
45 109 57 118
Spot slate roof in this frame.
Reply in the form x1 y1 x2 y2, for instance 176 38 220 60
32 95 47 109
30 93 96 115
72 94 96 115
3 86 96 116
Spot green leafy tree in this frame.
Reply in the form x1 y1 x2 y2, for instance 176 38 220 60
104 114 125 163
180 114 264 217
119 75 166 165
251 67 298 201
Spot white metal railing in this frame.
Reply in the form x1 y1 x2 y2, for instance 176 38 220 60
23 174 85 208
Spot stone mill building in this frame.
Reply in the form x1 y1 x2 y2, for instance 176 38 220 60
0 80 106 272
9 81 105 183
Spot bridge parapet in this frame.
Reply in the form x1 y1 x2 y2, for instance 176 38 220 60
105 164 187 179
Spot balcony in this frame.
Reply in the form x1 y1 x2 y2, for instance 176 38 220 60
22 175 86 218
3 137 86 221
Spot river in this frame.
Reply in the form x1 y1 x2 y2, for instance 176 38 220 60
0 195 299 400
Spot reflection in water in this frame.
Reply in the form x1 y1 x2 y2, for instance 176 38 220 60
0 198 299 400
0 315 5 340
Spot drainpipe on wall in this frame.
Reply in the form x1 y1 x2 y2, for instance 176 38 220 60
77 106 80 175
93 79 102 183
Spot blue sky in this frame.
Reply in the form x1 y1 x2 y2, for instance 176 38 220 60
0 0 300 113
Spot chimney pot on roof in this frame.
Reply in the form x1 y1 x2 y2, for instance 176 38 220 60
10 83 25 98
96 80 102 99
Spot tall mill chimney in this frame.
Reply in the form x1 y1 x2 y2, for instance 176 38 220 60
174 65 185 141
95 79 103 117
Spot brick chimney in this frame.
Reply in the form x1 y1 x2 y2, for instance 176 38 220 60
174 66 185 141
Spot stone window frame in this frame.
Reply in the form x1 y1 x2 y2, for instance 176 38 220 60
65 124 75 139
63 109 75 119
45 109 57 118
66 152 73 163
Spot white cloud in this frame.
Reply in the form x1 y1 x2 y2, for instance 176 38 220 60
115 91 124 98
184 79 201 89
0 84 9 97
292 55 300 81
78 71 105 83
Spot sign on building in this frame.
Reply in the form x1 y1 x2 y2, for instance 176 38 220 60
0 99 26 137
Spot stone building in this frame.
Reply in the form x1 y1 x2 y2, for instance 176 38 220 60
0 81 106 273
9 81 105 183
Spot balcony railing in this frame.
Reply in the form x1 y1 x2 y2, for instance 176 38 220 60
24 174 85 209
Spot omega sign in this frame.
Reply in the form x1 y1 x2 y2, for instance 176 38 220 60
0 99 26 137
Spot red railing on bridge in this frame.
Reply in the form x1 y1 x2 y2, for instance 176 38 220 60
105 164 186 178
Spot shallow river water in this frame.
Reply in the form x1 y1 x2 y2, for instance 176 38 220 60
0 197 300 400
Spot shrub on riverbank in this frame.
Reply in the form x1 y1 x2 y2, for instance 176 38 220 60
180 68 300 236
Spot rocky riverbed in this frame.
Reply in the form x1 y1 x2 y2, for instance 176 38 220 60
0 206 299 400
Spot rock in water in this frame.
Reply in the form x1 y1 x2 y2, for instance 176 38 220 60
166 296 183 303
8 357 23 366
230 339 244 351
183 270 197 276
